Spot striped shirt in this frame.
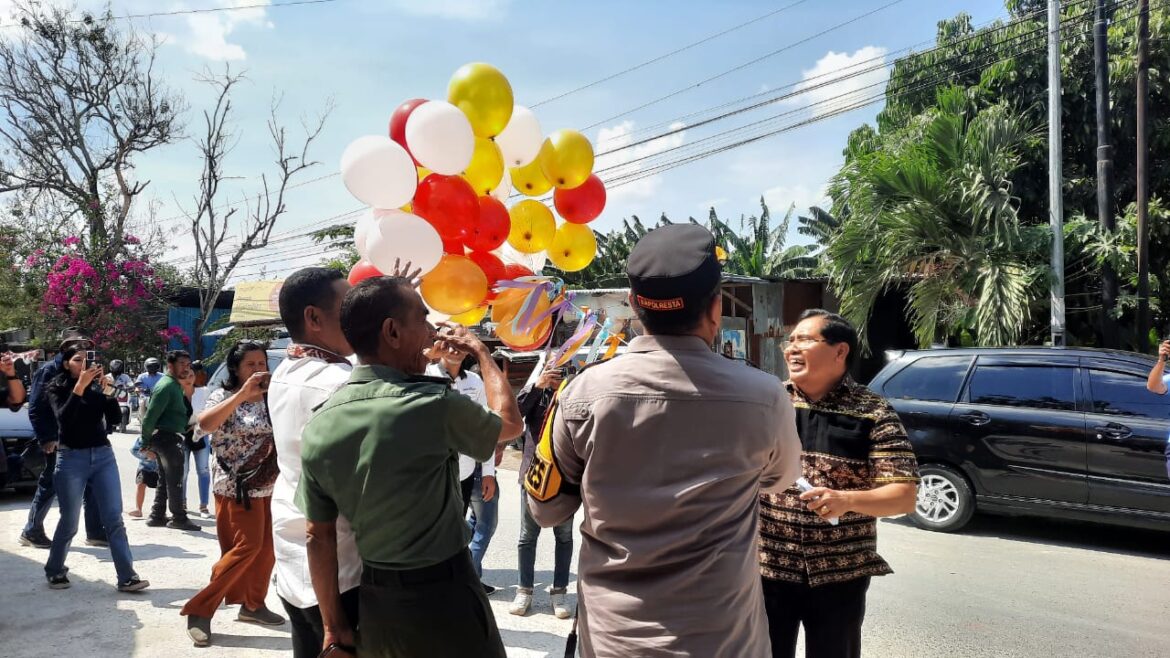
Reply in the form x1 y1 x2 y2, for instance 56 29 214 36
759 378 919 587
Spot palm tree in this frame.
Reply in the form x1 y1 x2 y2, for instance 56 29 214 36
825 86 1049 348
558 215 671 288
706 199 819 279
796 206 842 253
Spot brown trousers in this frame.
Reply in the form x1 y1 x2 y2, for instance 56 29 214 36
181 494 274 618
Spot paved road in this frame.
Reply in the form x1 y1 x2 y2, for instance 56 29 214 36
2 430 1168 657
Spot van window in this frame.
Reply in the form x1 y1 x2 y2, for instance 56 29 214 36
1088 369 1170 419
967 365 1076 411
881 356 971 403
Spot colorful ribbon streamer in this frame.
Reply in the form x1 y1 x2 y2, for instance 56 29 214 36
551 312 598 369
584 318 613 364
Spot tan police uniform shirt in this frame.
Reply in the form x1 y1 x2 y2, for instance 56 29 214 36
529 335 802 658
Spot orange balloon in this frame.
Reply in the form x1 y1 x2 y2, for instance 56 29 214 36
420 254 489 315
491 286 553 350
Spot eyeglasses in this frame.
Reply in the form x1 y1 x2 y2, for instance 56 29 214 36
781 336 830 351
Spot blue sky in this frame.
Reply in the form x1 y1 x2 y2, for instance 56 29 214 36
4 0 1009 280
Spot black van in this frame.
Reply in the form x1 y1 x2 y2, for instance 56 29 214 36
868 347 1170 532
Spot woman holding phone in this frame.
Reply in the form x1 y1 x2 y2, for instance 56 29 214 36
181 341 283 647
43 342 149 592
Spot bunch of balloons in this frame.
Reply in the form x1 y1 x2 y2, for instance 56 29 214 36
339 62 607 349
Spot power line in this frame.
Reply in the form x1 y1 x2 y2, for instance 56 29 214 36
530 0 813 108
0 0 342 28
582 0 909 131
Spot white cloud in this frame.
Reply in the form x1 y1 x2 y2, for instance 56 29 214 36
168 1 273 62
594 120 687 203
385 0 511 21
761 183 829 218
786 46 888 109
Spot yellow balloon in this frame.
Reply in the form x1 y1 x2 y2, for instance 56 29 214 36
448 62 514 139
420 254 489 315
508 200 555 254
547 223 597 272
510 145 552 197
539 130 594 190
417 166 433 182
449 303 488 326
462 137 504 196
401 202 412 213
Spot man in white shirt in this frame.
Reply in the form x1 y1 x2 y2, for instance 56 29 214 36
426 352 502 594
268 268 363 658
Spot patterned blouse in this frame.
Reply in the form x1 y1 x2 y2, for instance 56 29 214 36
759 378 920 587
206 387 279 500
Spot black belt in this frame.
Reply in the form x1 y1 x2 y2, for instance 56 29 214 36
361 549 474 588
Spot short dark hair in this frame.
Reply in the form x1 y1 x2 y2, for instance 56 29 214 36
224 342 267 392
634 285 720 336
166 350 191 365
279 267 346 341
798 309 858 368
341 277 417 358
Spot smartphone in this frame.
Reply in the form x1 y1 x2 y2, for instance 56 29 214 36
86 350 101 366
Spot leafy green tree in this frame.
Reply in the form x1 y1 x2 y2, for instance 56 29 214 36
826 88 1049 347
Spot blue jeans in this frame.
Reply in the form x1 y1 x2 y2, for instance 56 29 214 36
23 448 105 541
467 465 498 578
517 490 573 590
45 446 136 583
181 442 211 509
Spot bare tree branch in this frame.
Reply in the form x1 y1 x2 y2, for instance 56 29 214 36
186 68 331 358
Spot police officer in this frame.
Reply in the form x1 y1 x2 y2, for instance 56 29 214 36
528 224 803 657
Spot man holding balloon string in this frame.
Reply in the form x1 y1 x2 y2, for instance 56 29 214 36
297 276 523 657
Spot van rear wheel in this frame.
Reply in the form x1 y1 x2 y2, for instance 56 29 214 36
911 465 975 532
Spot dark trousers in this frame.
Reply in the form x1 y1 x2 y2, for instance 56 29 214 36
280 588 361 658
762 576 870 658
149 433 189 523
358 550 506 658
23 449 105 541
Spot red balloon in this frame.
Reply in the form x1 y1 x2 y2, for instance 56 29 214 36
388 98 427 164
503 263 534 280
466 197 511 252
553 174 606 224
442 234 465 255
348 260 383 286
414 174 479 242
468 250 506 300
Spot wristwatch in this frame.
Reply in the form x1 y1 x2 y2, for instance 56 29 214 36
5 375 18 381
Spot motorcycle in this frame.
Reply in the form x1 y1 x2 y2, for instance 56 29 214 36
114 385 131 433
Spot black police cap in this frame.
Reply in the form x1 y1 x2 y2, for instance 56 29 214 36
627 224 722 313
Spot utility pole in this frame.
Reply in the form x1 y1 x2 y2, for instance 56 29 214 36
1094 0 1119 349
1049 0 1066 347
1136 0 1151 351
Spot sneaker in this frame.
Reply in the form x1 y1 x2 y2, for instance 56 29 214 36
199 507 213 519
482 583 498 596
237 605 285 626
167 519 201 532
47 572 70 589
85 537 109 547
550 588 572 619
19 532 51 549
145 516 169 527
509 589 533 616
117 575 150 592
127 510 143 519
186 615 211 647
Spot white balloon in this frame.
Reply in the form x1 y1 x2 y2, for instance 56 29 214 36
495 105 543 168
353 210 379 260
340 136 417 209
405 101 475 175
489 168 512 203
495 242 547 275
365 210 444 277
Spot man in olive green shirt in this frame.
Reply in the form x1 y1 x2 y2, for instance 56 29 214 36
141 350 197 531
297 276 523 658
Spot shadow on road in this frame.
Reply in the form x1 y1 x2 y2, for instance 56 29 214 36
884 513 1170 559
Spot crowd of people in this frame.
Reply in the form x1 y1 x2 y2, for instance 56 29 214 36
9 223 923 658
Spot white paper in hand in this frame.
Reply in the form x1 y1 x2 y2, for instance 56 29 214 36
795 477 839 526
